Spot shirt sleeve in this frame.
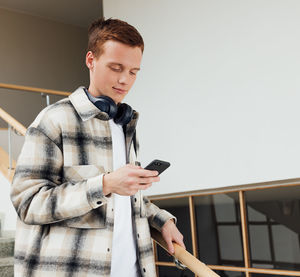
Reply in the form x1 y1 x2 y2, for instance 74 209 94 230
143 196 177 232
10 126 108 225
133 133 176 231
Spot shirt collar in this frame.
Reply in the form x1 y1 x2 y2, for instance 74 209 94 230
84 87 100 104
69 86 109 121
69 86 139 123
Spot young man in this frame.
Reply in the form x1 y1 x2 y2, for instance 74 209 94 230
11 18 184 277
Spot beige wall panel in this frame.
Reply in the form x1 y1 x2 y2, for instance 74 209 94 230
0 8 89 127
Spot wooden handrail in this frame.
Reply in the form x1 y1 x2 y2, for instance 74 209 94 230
151 228 220 277
0 82 70 96
0 82 70 134
0 107 26 136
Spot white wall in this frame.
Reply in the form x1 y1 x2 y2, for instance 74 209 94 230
0 171 17 231
104 0 300 195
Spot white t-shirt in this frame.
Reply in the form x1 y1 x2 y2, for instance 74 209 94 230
109 119 139 277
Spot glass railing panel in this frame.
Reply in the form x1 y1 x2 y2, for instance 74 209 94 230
151 197 193 262
245 185 300 271
194 193 244 267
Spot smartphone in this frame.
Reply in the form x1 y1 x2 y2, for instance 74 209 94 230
144 159 170 175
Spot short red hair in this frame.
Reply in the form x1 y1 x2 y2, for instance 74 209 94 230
87 17 144 58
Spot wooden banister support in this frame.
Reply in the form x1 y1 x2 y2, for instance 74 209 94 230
0 147 16 182
0 107 26 136
151 228 220 277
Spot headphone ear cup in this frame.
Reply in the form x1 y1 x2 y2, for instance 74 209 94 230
94 96 118 119
114 103 133 125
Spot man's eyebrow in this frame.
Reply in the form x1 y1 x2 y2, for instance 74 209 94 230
108 62 140 71
108 62 122 67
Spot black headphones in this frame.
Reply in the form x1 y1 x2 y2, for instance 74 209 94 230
85 88 133 125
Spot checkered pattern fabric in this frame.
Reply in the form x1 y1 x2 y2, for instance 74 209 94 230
11 87 175 277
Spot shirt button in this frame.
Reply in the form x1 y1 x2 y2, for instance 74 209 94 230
137 234 140 238
143 268 146 272
134 198 137 202
107 248 110 252
97 201 102 205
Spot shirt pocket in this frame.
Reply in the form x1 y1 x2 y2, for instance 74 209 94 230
63 164 105 182
59 164 108 229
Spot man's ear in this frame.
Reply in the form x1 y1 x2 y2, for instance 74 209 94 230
86 51 94 70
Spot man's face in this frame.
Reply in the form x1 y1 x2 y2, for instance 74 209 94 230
86 40 143 104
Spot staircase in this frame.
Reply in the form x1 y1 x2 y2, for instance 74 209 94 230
0 107 25 277
0 222 14 277
0 131 18 276
0 146 17 277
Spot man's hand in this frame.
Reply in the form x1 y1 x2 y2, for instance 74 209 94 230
161 219 185 254
103 164 159 196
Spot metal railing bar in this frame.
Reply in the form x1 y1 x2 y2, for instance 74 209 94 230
46 94 50 106
41 93 51 106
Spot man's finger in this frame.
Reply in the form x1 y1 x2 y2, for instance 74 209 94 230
138 169 159 177
173 235 185 248
127 164 139 169
137 183 152 190
166 239 174 254
177 239 186 249
138 176 160 184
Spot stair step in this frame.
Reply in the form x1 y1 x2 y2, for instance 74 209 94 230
0 237 14 258
0 256 14 277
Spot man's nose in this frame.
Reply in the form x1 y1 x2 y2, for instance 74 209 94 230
118 73 130 85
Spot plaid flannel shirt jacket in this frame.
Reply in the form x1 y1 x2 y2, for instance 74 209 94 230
11 87 175 277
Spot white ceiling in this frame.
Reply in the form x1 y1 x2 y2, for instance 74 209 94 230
0 0 103 28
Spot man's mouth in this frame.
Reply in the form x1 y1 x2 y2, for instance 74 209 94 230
112 87 127 94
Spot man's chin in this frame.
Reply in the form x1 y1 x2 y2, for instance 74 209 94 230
112 95 126 104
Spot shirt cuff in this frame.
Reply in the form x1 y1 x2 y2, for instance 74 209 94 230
151 209 177 232
86 173 108 209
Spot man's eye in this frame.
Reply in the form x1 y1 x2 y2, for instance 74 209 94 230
130 71 137 76
110 67 121 72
